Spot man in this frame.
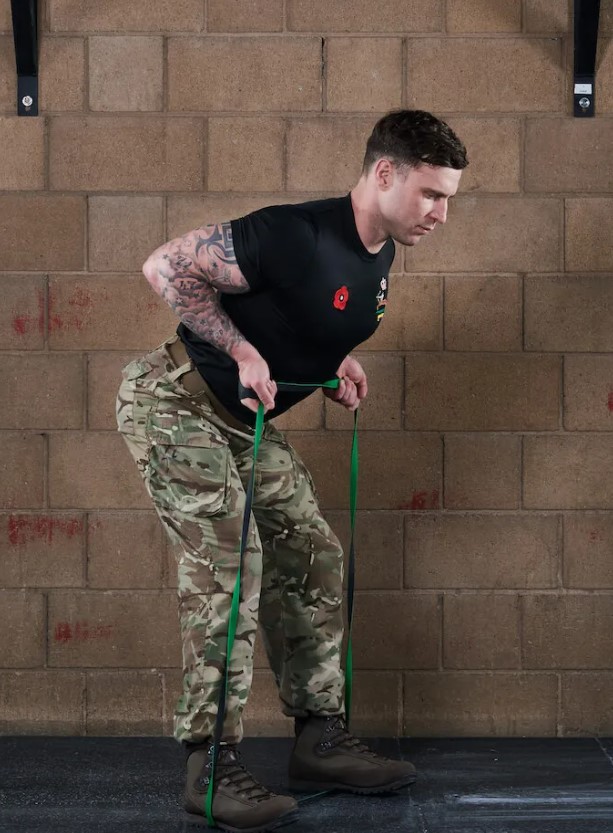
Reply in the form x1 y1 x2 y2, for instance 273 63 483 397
116 109 467 831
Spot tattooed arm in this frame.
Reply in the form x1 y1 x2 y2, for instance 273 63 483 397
142 222 277 412
143 222 249 358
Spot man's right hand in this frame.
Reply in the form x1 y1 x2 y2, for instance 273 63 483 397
235 347 277 414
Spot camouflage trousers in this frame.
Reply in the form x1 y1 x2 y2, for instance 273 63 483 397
116 335 345 744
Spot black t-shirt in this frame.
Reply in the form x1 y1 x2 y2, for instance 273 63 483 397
177 194 395 426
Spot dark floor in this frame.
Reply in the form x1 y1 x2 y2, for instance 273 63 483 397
1 736 613 833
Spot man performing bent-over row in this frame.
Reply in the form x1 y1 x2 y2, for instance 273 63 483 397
116 109 467 831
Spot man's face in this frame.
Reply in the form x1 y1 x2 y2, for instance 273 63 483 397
377 162 462 246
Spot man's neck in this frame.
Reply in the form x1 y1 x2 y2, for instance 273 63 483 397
349 183 389 254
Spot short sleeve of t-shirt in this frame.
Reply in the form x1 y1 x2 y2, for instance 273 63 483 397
230 205 318 293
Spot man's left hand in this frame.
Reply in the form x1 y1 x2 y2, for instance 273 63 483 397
324 356 368 412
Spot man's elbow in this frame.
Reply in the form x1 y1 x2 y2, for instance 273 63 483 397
142 255 167 294
142 254 157 280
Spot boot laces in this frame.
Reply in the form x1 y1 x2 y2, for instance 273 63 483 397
210 745 277 803
319 716 379 757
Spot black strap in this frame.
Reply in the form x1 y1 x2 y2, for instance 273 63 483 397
574 0 601 116
10 0 38 116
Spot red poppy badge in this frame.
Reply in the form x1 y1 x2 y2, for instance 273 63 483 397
333 285 349 311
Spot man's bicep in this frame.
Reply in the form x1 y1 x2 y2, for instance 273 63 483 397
194 222 249 292
166 221 250 294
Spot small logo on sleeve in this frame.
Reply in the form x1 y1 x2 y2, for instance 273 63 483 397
333 285 350 311
376 277 388 322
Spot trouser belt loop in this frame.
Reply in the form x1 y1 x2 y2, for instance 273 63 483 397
165 336 193 376
167 360 192 382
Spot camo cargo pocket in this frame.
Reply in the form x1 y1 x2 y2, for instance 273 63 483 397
116 359 158 436
145 405 230 517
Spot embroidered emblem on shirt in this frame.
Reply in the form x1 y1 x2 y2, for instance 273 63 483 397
376 276 388 322
333 285 349 311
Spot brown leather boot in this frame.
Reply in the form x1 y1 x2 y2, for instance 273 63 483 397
184 743 298 831
288 715 416 795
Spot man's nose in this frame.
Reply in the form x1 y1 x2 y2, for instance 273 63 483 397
430 200 448 225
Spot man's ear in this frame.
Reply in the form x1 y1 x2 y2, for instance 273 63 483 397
374 158 395 191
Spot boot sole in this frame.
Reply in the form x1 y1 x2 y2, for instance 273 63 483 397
183 807 299 832
288 774 416 795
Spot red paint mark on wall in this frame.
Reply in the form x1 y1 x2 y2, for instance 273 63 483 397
12 316 28 334
11 290 46 336
48 290 65 332
397 490 440 511
48 289 87 332
133 298 161 318
54 621 114 643
68 287 93 309
7 515 83 546
588 529 604 544
608 392 613 413
45 286 110 332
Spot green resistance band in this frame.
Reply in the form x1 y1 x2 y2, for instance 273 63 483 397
205 378 359 827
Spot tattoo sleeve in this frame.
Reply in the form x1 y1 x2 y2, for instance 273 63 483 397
144 222 252 360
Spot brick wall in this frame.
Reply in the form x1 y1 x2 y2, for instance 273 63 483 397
1 0 613 738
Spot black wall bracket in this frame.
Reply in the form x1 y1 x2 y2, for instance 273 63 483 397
574 0 601 117
11 0 39 116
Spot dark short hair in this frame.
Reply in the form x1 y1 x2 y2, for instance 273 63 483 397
362 109 468 174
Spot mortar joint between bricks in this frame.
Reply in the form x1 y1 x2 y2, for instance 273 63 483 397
162 35 169 112
557 513 564 590
321 37 326 113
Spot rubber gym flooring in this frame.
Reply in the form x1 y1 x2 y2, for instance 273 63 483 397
1 735 613 832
